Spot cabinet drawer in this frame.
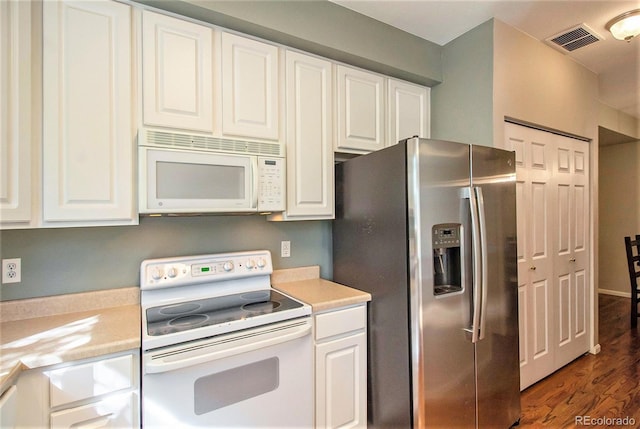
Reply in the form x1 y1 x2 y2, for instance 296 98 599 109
47 355 134 408
315 305 366 341
50 390 136 428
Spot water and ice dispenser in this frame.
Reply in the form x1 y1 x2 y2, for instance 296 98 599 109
432 224 462 296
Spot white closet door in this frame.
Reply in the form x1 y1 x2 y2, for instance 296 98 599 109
553 134 590 368
506 123 556 390
505 122 591 390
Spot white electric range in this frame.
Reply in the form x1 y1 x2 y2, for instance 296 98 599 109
140 250 312 428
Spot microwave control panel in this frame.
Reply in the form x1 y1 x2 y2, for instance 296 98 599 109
257 157 285 212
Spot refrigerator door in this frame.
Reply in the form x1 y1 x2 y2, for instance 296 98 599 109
471 145 521 428
408 138 476 428
334 143 413 429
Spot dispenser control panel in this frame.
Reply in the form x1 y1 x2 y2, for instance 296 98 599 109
432 224 461 249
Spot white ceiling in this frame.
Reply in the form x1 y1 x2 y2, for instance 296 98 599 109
332 0 640 120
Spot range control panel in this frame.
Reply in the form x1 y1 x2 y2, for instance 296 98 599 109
140 250 272 290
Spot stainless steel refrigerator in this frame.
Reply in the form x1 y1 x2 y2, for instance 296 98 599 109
333 137 521 428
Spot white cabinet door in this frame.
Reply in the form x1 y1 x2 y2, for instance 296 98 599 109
315 332 367 429
0 0 32 224
336 65 385 153
387 79 430 146
314 305 367 429
142 10 213 133
42 0 135 224
220 32 280 141
279 50 333 219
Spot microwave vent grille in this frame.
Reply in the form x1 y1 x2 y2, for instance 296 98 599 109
143 130 283 157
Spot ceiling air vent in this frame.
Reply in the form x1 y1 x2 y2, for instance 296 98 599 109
545 24 603 52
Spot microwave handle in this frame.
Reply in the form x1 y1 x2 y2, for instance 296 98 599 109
251 157 259 209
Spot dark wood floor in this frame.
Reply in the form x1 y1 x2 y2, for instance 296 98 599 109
519 294 640 427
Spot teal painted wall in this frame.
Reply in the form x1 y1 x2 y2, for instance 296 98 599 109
0 216 331 300
431 19 494 147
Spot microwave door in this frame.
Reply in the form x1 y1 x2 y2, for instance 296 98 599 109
142 148 255 213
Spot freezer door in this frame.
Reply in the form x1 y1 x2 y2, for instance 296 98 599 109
471 145 521 428
408 138 475 428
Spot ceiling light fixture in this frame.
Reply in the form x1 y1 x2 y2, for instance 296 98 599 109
606 9 640 41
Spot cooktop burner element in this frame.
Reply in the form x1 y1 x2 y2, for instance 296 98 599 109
146 290 304 337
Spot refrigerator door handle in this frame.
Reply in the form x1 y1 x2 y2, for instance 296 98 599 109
468 187 482 343
475 186 488 341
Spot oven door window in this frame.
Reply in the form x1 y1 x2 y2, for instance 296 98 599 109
144 148 255 212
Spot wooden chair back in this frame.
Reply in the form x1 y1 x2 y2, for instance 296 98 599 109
624 234 640 328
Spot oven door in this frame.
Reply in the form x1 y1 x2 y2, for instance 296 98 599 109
141 318 312 428
139 147 257 214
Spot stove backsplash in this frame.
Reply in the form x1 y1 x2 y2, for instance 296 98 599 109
0 216 332 301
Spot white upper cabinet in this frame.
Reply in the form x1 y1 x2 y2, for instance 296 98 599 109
0 0 32 225
387 79 430 146
142 10 214 133
219 32 281 141
42 0 136 225
270 50 333 221
335 65 385 153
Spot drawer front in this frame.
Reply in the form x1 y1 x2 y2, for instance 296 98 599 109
315 305 366 341
50 390 136 428
47 354 134 408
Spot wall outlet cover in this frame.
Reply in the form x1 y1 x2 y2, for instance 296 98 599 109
2 258 21 284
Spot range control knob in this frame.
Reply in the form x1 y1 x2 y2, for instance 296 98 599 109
257 258 266 268
246 259 256 269
151 267 164 280
167 267 178 278
223 261 235 272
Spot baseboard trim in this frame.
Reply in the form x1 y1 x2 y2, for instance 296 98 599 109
598 288 631 298
589 344 601 355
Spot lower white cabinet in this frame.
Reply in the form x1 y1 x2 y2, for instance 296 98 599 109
314 304 367 429
13 351 140 428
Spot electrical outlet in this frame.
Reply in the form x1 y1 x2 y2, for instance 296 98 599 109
2 258 21 284
281 241 291 258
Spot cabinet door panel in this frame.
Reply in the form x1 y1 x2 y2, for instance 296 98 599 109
284 51 333 218
388 79 429 145
221 32 279 141
336 65 385 153
43 0 134 223
0 1 31 224
142 11 213 132
316 332 366 429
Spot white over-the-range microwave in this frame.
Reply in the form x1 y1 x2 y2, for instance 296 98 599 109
138 129 285 215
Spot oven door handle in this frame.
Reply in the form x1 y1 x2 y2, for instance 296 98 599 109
144 320 311 374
